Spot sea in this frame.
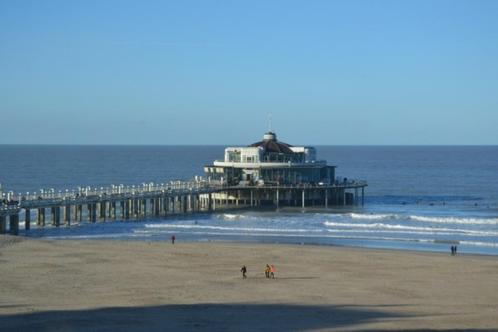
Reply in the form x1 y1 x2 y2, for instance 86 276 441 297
1 145 498 255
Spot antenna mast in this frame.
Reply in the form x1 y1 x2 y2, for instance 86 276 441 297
268 113 272 132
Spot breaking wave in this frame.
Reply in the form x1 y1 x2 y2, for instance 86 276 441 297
408 215 498 225
348 213 498 225
349 213 397 220
323 221 498 236
145 223 322 233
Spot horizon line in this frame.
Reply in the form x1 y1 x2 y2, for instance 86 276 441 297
1 143 497 147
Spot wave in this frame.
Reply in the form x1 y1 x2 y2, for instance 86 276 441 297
323 221 498 236
348 213 498 225
349 213 397 220
220 214 241 220
215 213 267 221
139 229 498 248
459 241 498 248
137 229 445 244
409 215 498 225
145 223 322 233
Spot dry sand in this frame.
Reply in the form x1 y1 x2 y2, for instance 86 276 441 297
1 235 498 331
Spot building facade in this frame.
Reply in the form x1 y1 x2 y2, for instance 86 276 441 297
204 132 335 186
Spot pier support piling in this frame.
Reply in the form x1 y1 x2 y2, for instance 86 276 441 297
125 200 130 220
77 205 83 222
53 207 61 227
111 201 117 219
142 199 147 218
154 198 160 216
38 208 45 227
276 189 280 209
65 205 71 226
0 216 6 234
25 209 31 230
120 201 125 219
90 204 97 222
9 214 19 235
99 202 106 221
51 207 56 226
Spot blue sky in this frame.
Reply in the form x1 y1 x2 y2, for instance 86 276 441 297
1 0 497 145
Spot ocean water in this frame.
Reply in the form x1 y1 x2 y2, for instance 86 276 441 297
1 145 498 255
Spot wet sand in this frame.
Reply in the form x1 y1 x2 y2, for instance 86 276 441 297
1 236 497 331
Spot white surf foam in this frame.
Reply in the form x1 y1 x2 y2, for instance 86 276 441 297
144 223 321 233
220 214 240 220
459 241 498 248
323 221 498 236
348 212 498 225
349 213 397 220
409 215 498 225
136 229 442 244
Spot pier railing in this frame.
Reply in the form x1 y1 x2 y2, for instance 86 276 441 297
1 178 367 216
1 180 219 209
1 179 367 210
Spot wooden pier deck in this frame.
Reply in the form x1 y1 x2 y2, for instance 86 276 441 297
0 180 367 235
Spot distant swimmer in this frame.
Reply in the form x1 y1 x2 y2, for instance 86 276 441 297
240 265 247 279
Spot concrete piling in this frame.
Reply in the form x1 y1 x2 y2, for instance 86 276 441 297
77 205 83 222
38 208 45 227
10 214 19 235
125 200 130 219
0 216 6 234
25 209 31 230
65 205 71 226
99 202 106 221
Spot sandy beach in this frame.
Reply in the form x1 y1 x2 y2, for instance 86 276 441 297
1 236 497 331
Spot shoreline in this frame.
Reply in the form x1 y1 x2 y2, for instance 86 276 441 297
25 230 498 258
1 235 498 330
14 205 498 257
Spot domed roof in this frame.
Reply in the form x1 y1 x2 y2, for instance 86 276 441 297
249 132 294 154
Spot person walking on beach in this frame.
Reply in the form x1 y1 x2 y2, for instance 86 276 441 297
265 264 271 278
240 265 247 279
171 235 176 244
270 264 276 279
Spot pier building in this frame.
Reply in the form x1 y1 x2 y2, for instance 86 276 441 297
203 131 366 207
205 131 335 186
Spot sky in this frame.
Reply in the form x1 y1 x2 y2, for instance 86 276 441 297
1 0 497 145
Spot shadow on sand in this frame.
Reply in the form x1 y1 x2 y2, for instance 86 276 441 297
0 303 409 331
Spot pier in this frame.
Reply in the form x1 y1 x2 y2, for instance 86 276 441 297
1 131 369 235
0 179 366 235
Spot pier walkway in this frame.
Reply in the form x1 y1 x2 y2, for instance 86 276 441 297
0 179 367 235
